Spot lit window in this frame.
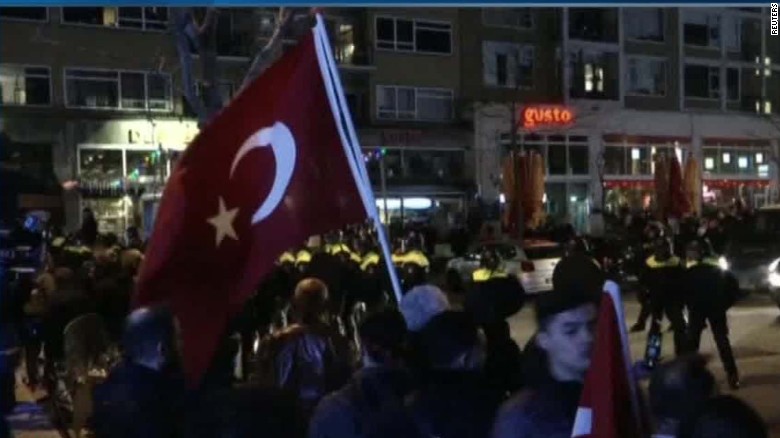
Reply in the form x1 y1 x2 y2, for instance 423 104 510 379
705 157 715 169
756 153 764 164
722 153 731 164
738 157 748 169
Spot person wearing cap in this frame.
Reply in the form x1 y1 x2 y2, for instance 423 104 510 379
492 287 599 438
683 240 740 390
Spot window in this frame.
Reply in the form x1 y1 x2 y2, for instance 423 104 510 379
723 14 741 52
626 57 666 96
625 8 664 42
604 143 679 176
62 7 167 30
375 17 452 54
501 134 588 176
257 11 278 38
568 49 619 100
0 65 51 106
327 18 356 64
569 8 619 42
482 8 532 29
703 145 771 176
0 7 47 21
726 68 740 101
684 64 720 99
377 86 453 122
683 10 720 48
65 69 172 111
483 42 534 88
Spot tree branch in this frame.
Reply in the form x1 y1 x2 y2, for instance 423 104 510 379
239 8 314 93
170 7 208 126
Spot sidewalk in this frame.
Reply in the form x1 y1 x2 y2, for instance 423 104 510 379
6 370 61 438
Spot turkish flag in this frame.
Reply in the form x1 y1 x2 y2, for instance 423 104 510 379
134 27 367 385
571 281 642 438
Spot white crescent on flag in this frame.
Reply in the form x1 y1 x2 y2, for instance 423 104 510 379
229 122 297 224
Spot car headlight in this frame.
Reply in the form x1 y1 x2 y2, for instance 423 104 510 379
768 258 780 288
769 258 780 274
718 256 729 271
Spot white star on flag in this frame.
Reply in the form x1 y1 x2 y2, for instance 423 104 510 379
207 197 239 246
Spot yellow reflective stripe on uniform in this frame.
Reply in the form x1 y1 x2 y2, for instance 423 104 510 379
349 252 361 264
687 258 721 269
392 253 406 265
278 251 295 264
296 250 312 264
360 253 380 271
646 256 681 268
473 269 509 282
407 250 430 268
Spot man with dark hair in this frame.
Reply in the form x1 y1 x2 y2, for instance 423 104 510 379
255 278 352 417
648 354 717 438
92 305 185 438
377 311 501 438
309 309 412 438
493 288 598 438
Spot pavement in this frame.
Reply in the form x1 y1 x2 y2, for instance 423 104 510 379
507 292 780 436
6 371 61 438
6 291 780 436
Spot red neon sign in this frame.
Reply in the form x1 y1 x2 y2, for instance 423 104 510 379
520 105 575 129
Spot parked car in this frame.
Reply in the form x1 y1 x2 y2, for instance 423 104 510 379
445 239 563 294
721 205 780 307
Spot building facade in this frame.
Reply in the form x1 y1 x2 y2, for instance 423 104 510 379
1 7 475 236
471 7 780 234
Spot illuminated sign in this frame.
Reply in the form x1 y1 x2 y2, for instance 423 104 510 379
520 105 575 130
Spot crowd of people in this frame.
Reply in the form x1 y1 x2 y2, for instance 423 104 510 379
0 203 771 438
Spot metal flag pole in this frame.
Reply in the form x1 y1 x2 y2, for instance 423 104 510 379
312 17 404 304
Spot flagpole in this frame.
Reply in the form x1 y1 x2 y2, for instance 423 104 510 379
312 19 404 304
603 280 644 435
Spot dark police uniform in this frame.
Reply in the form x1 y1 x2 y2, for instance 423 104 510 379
641 249 687 356
683 255 740 388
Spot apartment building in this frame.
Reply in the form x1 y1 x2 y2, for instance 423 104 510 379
472 7 780 232
1 6 475 234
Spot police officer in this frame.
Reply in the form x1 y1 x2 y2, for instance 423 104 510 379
392 235 430 292
472 249 508 283
642 237 687 357
683 240 740 389
631 223 664 332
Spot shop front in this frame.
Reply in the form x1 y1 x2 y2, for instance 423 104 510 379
360 127 473 231
701 138 774 210
72 118 198 237
601 135 690 215
77 144 184 237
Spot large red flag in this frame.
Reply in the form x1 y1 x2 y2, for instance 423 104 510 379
572 281 642 438
134 27 367 385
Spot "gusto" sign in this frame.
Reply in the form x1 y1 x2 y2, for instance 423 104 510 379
521 105 575 129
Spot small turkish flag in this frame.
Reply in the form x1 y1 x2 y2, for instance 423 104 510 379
134 25 367 385
571 281 642 438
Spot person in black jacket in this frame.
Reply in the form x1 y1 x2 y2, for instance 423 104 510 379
683 241 740 389
91 305 186 438
309 309 413 438
641 237 687 356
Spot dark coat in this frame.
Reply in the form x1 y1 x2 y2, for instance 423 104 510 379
309 366 414 438
683 264 739 314
372 370 503 438
492 381 583 438
255 322 352 415
92 361 186 438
